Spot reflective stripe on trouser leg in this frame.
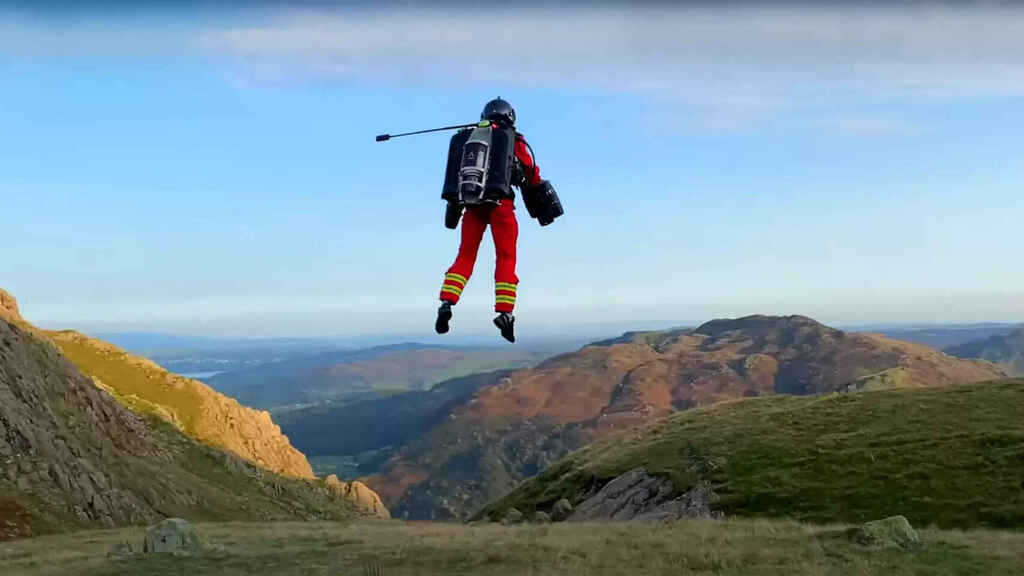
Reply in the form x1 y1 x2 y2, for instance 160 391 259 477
440 206 488 303
495 282 517 312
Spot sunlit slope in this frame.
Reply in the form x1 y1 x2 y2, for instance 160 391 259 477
49 330 314 478
479 380 1024 528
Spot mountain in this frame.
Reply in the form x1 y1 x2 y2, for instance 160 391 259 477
0 289 387 540
946 327 1024 377
363 315 1005 520
869 323 1022 350
206 344 560 410
477 379 1024 529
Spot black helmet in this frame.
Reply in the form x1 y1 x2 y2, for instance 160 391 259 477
481 97 516 126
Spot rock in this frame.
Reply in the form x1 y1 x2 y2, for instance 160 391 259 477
568 468 718 522
855 516 920 549
0 289 20 323
501 508 524 525
143 518 202 555
107 542 135 558
324 475 391 519
532 511 551 524
551 498 574 521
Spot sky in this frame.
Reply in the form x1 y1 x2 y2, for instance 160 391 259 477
1 1 1023 338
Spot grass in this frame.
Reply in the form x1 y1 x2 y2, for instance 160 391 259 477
48 331 210 435
479 380 1024 529
2 519 1024 575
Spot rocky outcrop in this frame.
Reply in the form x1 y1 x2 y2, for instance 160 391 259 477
0 289 21 323
1 317 170 539
568 468 718 523
48 330 314 479
325 475 390 519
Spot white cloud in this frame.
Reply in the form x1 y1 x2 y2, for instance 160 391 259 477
6 4 1024 109
202 4 1024 106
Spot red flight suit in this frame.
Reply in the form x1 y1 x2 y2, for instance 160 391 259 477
440 134 542 313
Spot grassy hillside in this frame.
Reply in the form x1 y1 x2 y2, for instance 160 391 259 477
4 520 1024 575
478 380 1024 529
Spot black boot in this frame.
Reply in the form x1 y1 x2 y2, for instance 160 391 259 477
435 302 453 334
493 312 515 343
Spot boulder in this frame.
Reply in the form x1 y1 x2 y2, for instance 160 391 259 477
551 498 574 521
855 516 920 548
143 518 202 555
501 508 524 525
532 511 551 524
107 542 135 558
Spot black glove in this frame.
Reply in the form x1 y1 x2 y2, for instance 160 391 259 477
524 180 563 227
444 201 463 229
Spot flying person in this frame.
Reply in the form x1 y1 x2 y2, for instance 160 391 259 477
435 98 561 343
374 98 563 343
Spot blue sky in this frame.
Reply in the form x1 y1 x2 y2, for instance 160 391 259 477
2 3 1023 337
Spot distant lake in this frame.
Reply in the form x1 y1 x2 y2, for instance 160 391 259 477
178 371 224 380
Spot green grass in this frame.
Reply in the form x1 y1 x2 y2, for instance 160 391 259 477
479 380 1024 529
2 519 1024 576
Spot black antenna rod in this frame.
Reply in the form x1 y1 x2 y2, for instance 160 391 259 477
375 122 481 142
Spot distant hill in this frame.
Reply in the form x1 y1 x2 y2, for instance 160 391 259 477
362 315 1005 520
946 327 1024 377
206 344 560 410
477 379 1024 529
869 323 1021 350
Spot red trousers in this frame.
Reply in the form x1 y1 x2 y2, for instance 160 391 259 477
440 200 519 312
